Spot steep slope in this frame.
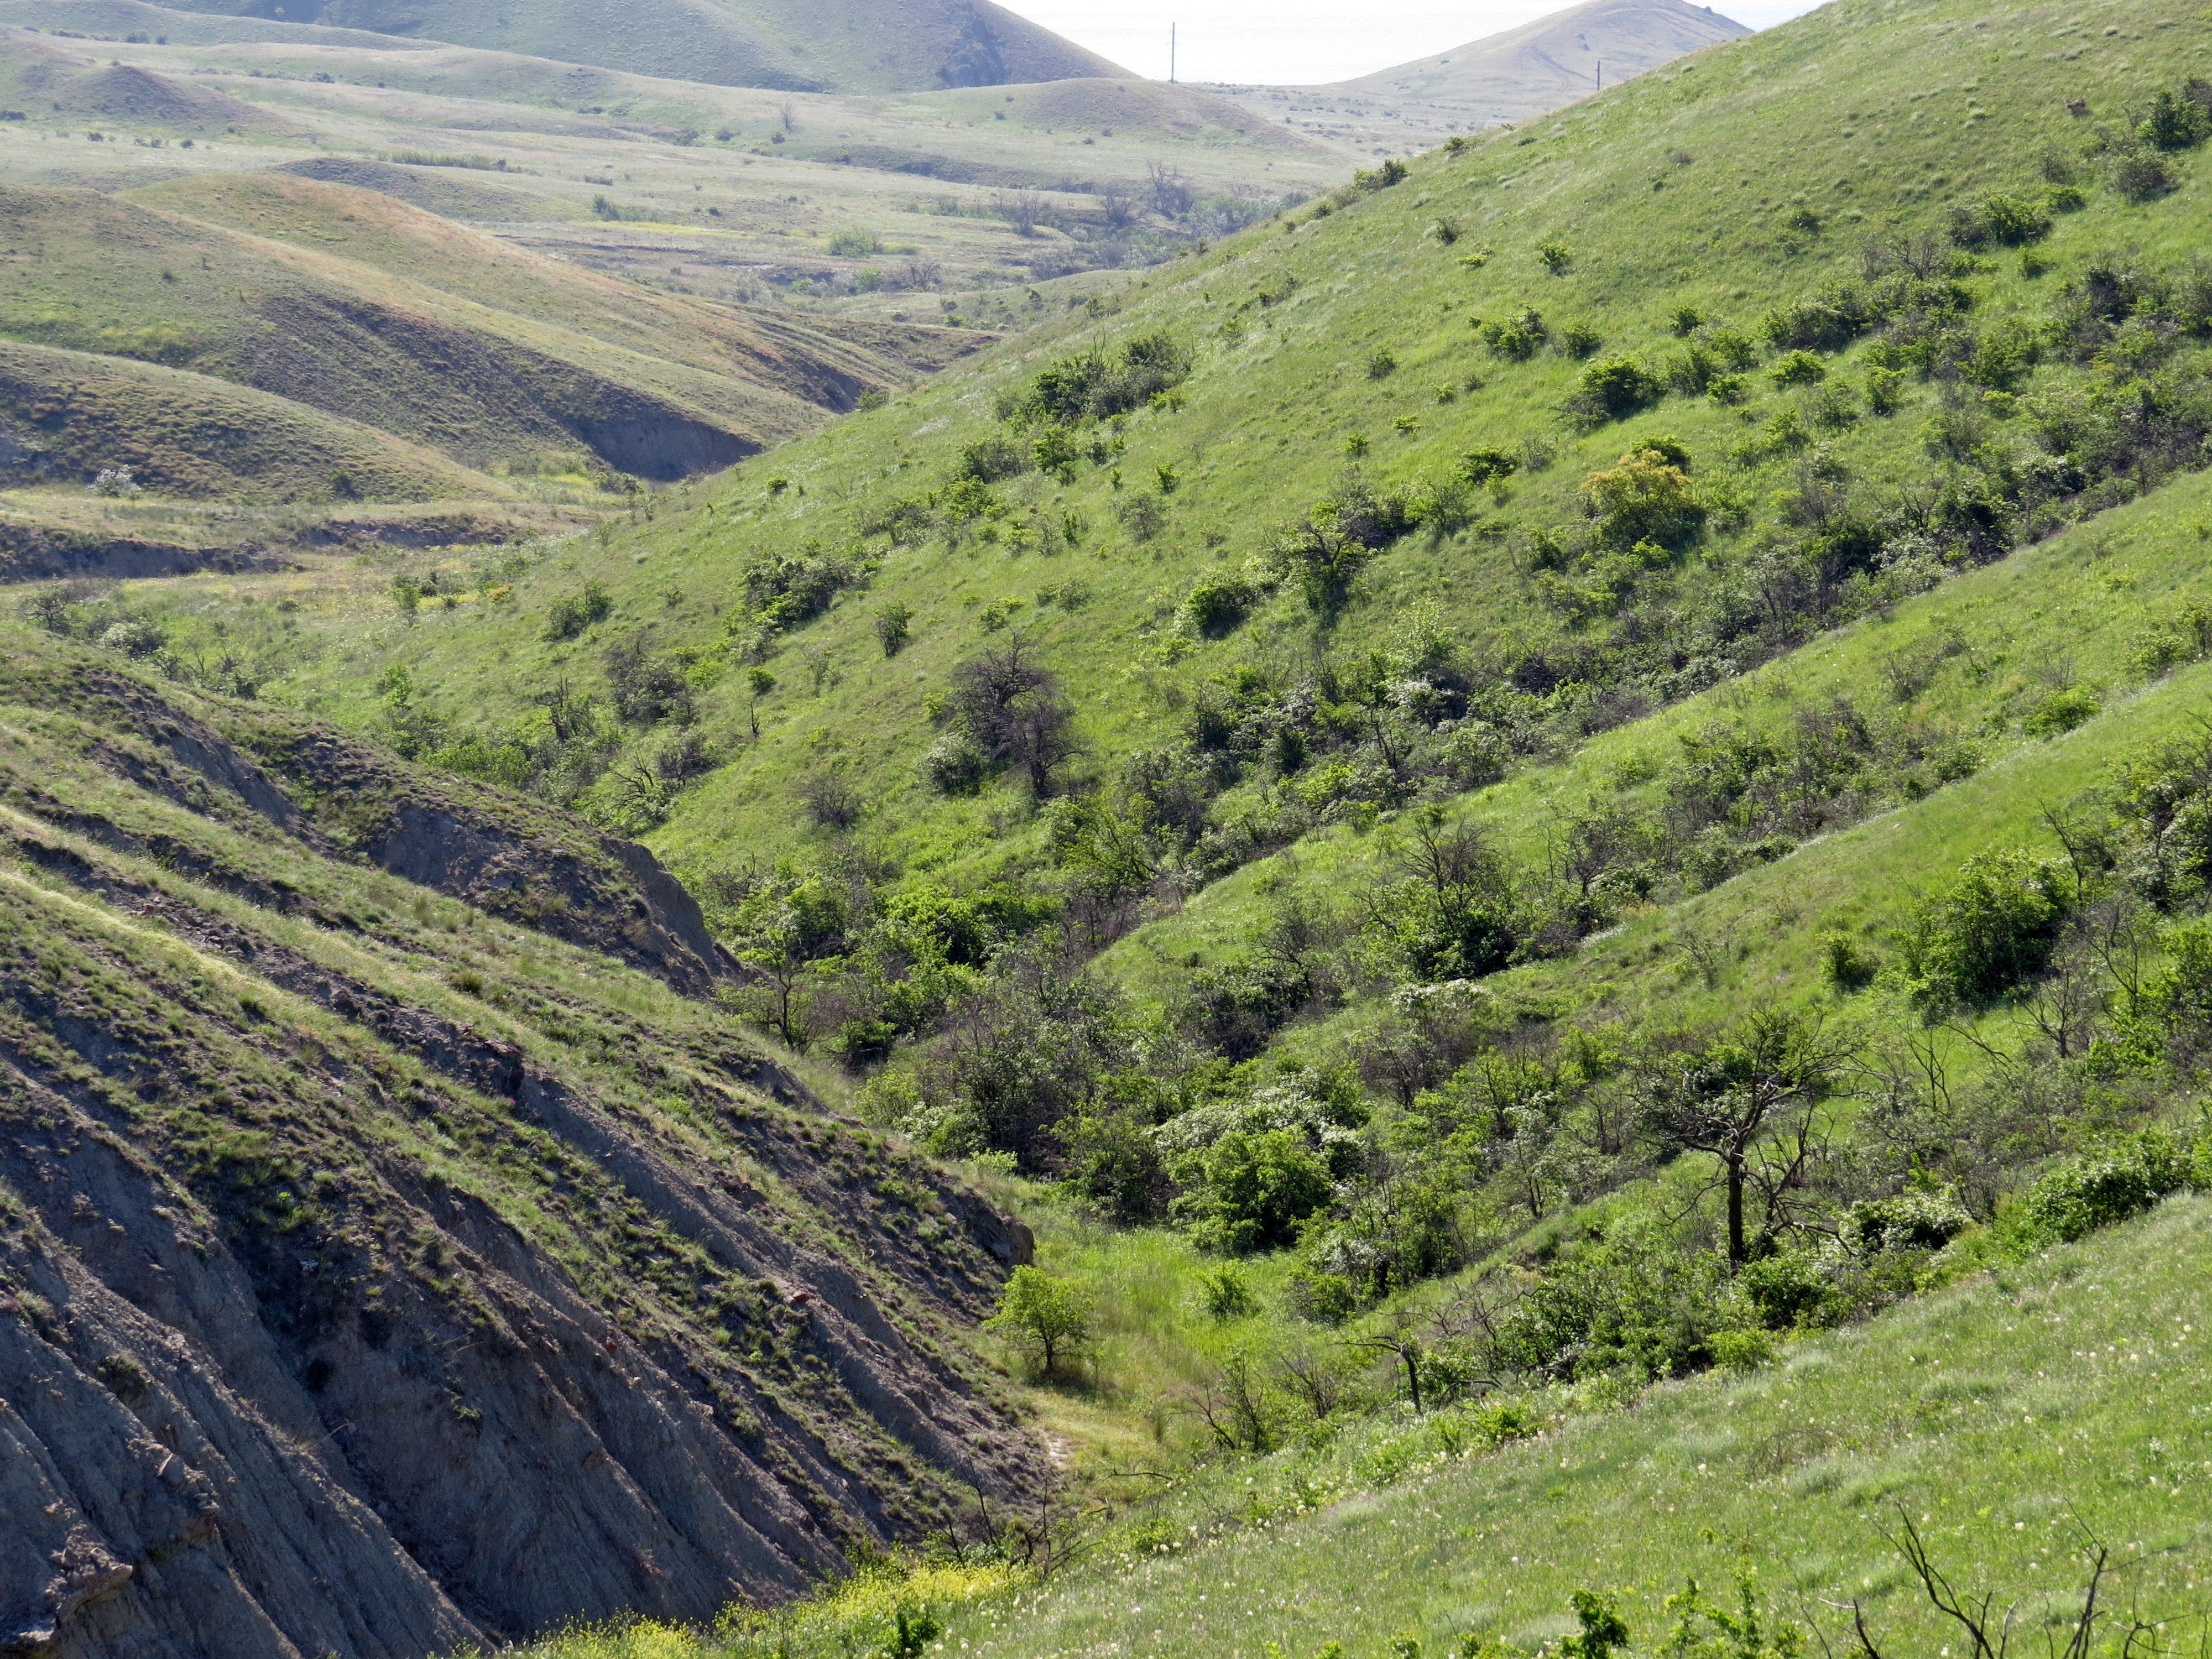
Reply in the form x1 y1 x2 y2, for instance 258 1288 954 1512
122 0 1132 92
237 0 2210 875
0 624 1047 1658
1334 0 1752 111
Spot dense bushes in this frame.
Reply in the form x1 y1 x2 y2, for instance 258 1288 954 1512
1901 850 2071 1004
2017 1133 2198 1244
1005 331 1193 426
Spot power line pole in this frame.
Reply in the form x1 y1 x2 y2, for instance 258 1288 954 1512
1596 59 1603 91
1170 22 1177 83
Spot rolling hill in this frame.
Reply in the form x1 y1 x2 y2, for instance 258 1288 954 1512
1335 0 1751 112
119 0 1134 92
0 164 979 481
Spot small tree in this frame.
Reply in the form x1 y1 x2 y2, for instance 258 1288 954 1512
1636 1008 1852 1267
985 1266 1092 1376
744 665 775 739
1583 445 1704 550
875 604 914 657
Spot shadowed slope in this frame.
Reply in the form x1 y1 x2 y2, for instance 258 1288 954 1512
0 629 1049 1657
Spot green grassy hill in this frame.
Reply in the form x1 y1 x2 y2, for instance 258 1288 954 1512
0 28 304 131
0 335 504 500
20 0 2212 1650
0 170 959 478
225 0 2209 878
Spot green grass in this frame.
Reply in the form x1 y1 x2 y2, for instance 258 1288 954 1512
463 1190 2212 1659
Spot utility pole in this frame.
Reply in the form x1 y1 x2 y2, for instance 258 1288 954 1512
1596 59 1603 91
1170 23 1177 82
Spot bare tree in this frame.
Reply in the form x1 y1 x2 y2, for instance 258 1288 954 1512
950 636 1078 794
1846 1507 2136 1659
1147 160 1194 216
1093 182 1138 231
994 190 1051 236
776 100 796 133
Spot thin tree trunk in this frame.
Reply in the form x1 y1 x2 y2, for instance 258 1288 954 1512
1726 1152 1746 1267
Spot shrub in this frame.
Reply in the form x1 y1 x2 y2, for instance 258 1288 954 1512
956 435 1031 482
1770 349 1828 387
1460 446 1519 484
1900 848 2071 1003
1537 241 1573 272
875 604 914 657
1477 307 1547 359
1366 347 1397 378
544 581 612 641
1199 1265 1255 1319
1820 928 1880 990
1558 322 1605 358
2107 143 2174 204
2140 84 2212 152
1668 305 1706 336
826 228 881 256
737 543 861 634
1492 1232 1729 1381
1840 1185 1971 1254
1949 191 2053 248
1176 1128 1334 1255
2025 685 2099 737
2018 1134 2197 1244
1184 576 1260 638
1014 331 1192 425
1582 446 1704 549
922 731 989 795
1568 356 1663 423
602 637 693 726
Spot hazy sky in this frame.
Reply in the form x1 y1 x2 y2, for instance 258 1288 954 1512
993 0 1824 86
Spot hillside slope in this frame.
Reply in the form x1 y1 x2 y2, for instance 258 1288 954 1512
124 0 1133 92
239 0 2209 880
0 170 965 477
1335 0 1751 112
0 625 1047 1658
937 1191 2212 1659
0 336 505 505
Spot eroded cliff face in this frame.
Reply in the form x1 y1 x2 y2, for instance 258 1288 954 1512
0 633 1046 1658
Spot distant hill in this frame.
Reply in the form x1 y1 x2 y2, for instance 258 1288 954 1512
1332 0 1749 112
0 28 300 131
119 0 1133 92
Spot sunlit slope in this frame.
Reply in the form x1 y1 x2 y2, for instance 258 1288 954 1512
0 336 507 500
1335 0 1752 113
242 0 2208 874
0 27 301 131
948 1192 2212 1659
1095 459 2212 1024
